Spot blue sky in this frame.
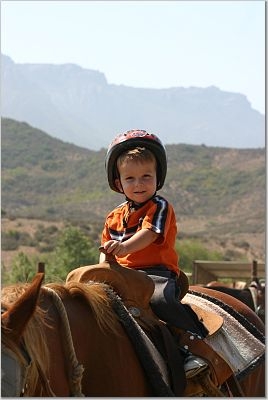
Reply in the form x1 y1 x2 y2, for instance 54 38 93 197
1 0 265 114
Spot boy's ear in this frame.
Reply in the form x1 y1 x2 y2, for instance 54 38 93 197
115 179 124 193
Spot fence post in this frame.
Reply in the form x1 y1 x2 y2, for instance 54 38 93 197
38 262 45 273
251 260 258 282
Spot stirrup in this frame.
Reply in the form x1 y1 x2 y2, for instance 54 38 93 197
184 355 209 379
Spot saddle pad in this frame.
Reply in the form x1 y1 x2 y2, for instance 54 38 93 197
184 293 265 374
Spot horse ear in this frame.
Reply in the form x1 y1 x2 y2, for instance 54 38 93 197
2 272 44 343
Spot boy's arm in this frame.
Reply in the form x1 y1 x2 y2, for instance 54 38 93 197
103 228 158 257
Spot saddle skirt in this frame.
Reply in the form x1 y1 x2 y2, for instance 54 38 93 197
184 292 265 375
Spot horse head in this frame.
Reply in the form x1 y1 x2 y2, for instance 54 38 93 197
1 272 44 397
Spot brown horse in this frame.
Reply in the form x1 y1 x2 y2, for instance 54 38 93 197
1 270 265 397
205 279 265 323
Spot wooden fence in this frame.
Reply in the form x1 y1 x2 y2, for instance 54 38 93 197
190 260 265 285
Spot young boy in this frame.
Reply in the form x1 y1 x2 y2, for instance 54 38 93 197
101 129 208 339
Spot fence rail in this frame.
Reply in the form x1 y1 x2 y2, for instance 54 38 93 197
191 260 265 285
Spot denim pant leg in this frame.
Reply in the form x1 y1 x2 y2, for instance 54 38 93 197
139 267 208 337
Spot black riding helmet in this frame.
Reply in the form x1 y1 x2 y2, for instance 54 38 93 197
105 129 167 193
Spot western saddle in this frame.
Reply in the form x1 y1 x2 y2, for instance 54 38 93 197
66 252 244 396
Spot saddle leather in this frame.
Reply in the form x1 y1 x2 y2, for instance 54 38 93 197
176 270 190 300
66 256 155 316
172 328 234 388
182 301 223 336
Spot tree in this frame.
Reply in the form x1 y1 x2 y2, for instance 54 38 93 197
49 226 99 281
3 252 37 283
3 226 100 285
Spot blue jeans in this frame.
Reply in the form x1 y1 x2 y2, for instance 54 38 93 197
138 266 208 337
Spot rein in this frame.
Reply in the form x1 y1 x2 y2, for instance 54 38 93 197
43 287 85 397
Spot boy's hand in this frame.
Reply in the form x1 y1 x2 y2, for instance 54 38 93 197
103 229 158 257
103 240 127 257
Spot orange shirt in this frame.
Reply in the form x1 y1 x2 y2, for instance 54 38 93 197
101 195 179 274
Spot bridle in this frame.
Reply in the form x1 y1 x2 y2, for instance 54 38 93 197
1 300 57 397
1 341 32 397
1 304 32 397
2 339 58 397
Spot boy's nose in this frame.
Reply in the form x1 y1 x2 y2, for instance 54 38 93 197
135 178 143 186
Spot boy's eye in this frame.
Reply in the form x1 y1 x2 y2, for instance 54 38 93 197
123 173 153 182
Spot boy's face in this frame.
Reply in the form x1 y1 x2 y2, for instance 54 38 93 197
115 158 157 204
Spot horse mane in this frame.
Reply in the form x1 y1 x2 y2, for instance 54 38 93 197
1 282 34 304
45 280 120 336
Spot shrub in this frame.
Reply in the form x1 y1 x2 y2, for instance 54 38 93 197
176 239 222 273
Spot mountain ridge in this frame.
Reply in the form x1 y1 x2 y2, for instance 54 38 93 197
1 54 265 150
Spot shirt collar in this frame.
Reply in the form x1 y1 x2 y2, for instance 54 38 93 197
125 192 157 210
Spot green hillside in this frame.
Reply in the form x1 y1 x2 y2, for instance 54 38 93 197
2 117 265 228
1 117 265 266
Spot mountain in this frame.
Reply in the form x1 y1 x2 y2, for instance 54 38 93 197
1 54 265 150
2 118 265 264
